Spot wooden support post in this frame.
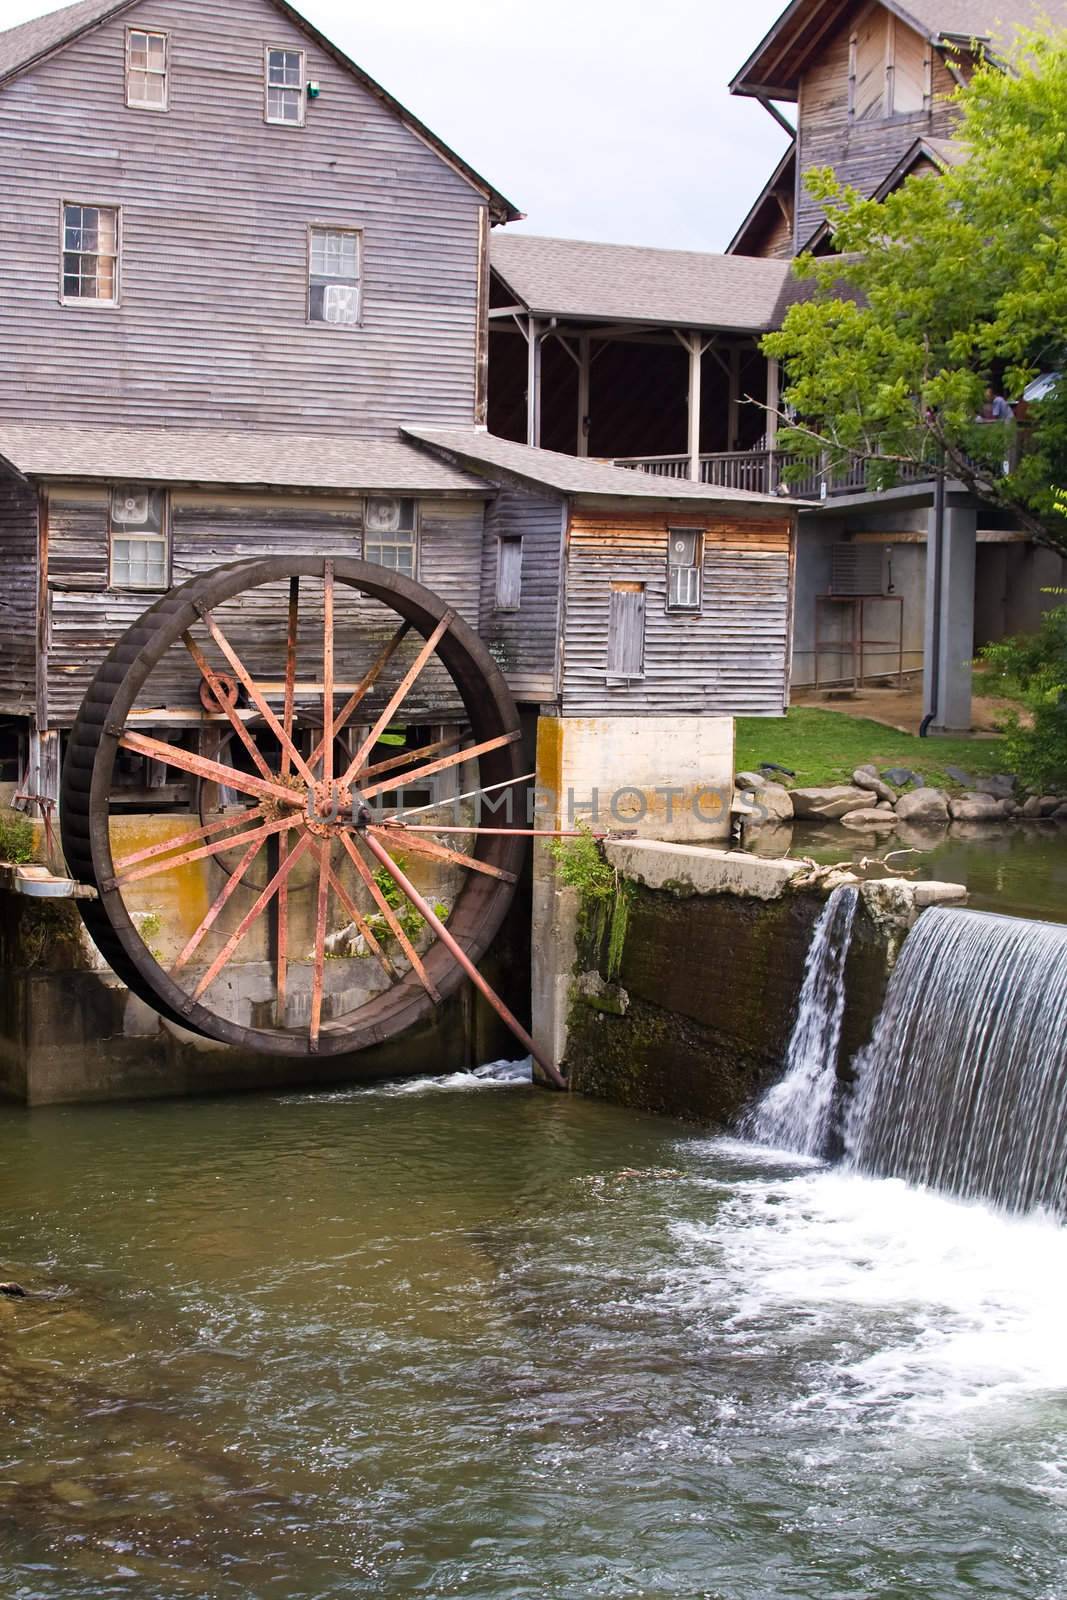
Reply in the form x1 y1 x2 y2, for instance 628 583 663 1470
526 315 543 448
766 355 780 448
577 334 591 457
686 334 702 483
728 344 741 452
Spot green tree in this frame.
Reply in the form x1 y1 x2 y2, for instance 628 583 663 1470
763 28 1067 553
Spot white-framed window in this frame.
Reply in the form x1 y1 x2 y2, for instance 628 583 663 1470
606 582 645 682
364 499 417 578
61 203 120 304
308 227 362 325
126 28 168 110
667 528 703 612
849 7 930 121
265 46 306 125
109 488 169 589
495 536 523 611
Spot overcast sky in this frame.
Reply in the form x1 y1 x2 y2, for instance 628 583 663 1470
2 0 793 251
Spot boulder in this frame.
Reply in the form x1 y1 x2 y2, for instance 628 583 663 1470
855 763 879 778
944 764 976 788
840 806 898 830
974 773 1017 799
735 771 766 791
853 768 896 803
749 782 794 824
912 881 969 907
789 785 871 820
1019 795 1046 818
882 767 923 788
949 791 1003 822
894 787 949 826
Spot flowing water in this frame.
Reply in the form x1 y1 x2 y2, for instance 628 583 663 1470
745 885 858 1157
846 908 1067 1215
2 1065 1065 1599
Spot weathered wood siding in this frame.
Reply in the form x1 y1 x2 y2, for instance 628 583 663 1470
478 484 565 701
0 468 39 718
561 510 793 718
44 486 487 725
0 0 487 435
795 7 965 249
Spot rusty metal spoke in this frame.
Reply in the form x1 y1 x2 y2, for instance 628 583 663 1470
368 825 515 883
195 607 317 789
182 631 275 782
338 831 441 1002
361 729 522 803
307 620 412 773
309 835 331 1050
321 561 335 793
341 611 454 788
171 835 265 974
112 812 301 890
118 732 300 808
191 830 315 1004
281 576 300 779
114 806 263 872
360 830 564 1088
360 731 462 783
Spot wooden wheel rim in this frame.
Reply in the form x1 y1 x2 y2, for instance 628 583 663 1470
61 556 526 1059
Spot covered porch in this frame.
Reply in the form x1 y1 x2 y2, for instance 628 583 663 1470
488 233 796 483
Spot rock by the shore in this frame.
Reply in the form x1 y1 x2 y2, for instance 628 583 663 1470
789 785 871 820
853 768 896 803
840 806 899 830
735 771 766 791
882 767 923 788
949 791 1004 822
895 787 950 826
975 773 1017 799
752 782 794 823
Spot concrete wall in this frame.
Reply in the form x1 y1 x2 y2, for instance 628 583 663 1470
533 714 735 842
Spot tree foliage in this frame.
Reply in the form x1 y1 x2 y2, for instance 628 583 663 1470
763 28 1067 552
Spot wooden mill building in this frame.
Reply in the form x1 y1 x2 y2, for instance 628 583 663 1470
0 0 796 839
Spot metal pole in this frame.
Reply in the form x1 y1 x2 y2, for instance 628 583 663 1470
361 829 567 1090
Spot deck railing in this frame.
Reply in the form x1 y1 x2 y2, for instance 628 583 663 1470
612 450 936 498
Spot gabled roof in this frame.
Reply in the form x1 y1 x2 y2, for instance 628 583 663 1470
0 0 520 222
0 422 489 494
727 143 797 257
800 132 967 250
403 427 800 507
731 0 1067 101
491 233 804 334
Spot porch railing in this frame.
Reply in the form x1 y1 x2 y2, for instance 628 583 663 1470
612 450 936 499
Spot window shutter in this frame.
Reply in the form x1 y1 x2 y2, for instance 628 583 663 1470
891 20 928 114
496 537 523 610
607 583 645 679
852 10 888 120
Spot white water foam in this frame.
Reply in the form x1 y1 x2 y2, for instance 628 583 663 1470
279 1058 533 1102
668 1140 1067 1433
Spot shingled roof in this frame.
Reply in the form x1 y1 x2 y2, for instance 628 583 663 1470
403 427 799 506
731 0 1067 99
491 234 803 334
0 0 520 220
0 423 489 494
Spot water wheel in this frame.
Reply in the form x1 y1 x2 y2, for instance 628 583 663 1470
61 556 558 1079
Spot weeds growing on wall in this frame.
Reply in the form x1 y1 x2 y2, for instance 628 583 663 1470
367 859 448 950
0 812 36 866
550 827 632 981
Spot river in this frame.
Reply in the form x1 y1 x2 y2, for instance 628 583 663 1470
2 1064 1065 1599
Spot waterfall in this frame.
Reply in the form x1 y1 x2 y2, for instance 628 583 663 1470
746 885 859 1157
846 908 1067 1216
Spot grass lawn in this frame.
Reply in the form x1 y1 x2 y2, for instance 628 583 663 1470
734 708 1009 791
